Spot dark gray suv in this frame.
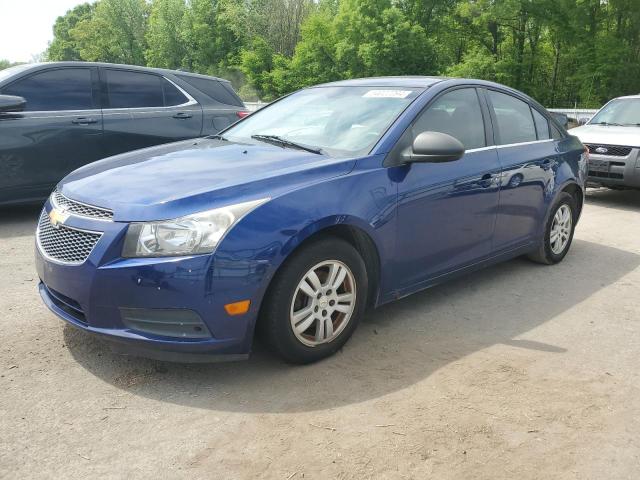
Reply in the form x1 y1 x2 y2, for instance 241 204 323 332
0 62 247 205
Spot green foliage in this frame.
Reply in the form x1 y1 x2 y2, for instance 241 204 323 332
0 60 22 70
44 0 640 106
145 0 188 69
46 3 95 61
71 0 149 64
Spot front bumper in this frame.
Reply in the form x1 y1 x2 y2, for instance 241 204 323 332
587 148 640 188
35 201 268 362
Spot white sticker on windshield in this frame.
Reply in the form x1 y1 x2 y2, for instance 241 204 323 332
363 89 412 99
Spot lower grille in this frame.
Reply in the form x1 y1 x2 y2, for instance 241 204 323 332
45 285 86 323
589 170 624 180
37 210 102 265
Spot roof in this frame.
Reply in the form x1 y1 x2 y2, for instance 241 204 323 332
315 76 447 88
14 61 231 83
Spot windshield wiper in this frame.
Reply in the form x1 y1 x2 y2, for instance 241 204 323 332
251 134 325 155
590 121 623 126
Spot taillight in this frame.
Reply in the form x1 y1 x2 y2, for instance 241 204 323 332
236 111 250 119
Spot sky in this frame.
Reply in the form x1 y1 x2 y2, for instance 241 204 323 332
0 0 87 62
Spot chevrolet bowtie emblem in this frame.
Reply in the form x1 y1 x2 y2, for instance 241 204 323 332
49 207 70 228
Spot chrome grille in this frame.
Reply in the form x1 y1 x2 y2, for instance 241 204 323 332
52 190 113 220
585 144 632 157
37 210 102 265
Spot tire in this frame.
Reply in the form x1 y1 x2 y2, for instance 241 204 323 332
260 237 368 364
527 192 577 265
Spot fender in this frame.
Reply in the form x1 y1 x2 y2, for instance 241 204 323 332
537 178 584 244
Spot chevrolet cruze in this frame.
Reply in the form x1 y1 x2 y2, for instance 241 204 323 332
35 77 587 364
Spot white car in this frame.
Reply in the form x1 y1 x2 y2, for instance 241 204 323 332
571 95 640 189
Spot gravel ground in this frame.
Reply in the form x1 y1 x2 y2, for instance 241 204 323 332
1 188 640 479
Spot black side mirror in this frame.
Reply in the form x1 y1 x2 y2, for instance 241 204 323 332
0 95 26 113
402 131 465 164
578 117 591 126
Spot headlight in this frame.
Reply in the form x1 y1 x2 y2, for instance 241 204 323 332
122 198 269 258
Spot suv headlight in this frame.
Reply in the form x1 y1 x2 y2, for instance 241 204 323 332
122 198 269 258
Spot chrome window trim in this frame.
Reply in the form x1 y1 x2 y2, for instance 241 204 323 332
495 139 555 149
465 146 497 153
4 108 102 117
36 210 104 266
51 191 114 222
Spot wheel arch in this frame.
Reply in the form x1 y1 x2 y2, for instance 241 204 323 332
560 182 584 220
264 218 383 316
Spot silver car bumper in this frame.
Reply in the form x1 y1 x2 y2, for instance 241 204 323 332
586 145 640 188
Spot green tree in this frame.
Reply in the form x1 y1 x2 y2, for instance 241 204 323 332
182 0 242 73
0 60 22 70
46 3 95 61
145 0 188 69
248 0 436 99
39 0 640 106
71 0 149 64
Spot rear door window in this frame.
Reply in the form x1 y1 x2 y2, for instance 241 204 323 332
488 90 537 145
532 108 551 140
105 70 164 108
2 68 94 111
162 78 188 106
177 75 243 106
551 123 564 140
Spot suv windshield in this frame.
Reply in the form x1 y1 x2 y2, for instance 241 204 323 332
223 86 424 157
590 98 640 126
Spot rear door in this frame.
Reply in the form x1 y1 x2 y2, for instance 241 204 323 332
484 89 558 252
176 75 244 134
0 66 102 204
100 68 203 157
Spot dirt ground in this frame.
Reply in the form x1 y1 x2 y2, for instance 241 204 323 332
1 188 640 479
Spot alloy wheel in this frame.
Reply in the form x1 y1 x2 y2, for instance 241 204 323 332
289 260 357 347
550 204 572 255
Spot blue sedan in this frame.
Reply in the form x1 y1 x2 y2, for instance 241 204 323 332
35 77 588 364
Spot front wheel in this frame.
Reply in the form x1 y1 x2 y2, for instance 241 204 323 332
260 237 368 364
527 192 577 265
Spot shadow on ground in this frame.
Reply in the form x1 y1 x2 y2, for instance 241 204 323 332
0 205 42 239
585 187 640 211
63 238 640 413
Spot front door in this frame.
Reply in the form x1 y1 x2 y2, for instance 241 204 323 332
393 87 501 290
0 66 102 204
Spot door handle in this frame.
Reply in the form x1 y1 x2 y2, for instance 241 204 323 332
172 112 193 119
72 117 97 125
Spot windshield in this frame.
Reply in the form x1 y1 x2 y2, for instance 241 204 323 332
590 98 640 126
224 86 424 157
0 64 32 84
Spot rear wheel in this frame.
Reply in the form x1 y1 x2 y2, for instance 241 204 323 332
260 237 367 364
527 192 577 265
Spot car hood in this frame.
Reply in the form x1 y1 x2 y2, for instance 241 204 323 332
59 138 356 222
570 125 640 147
